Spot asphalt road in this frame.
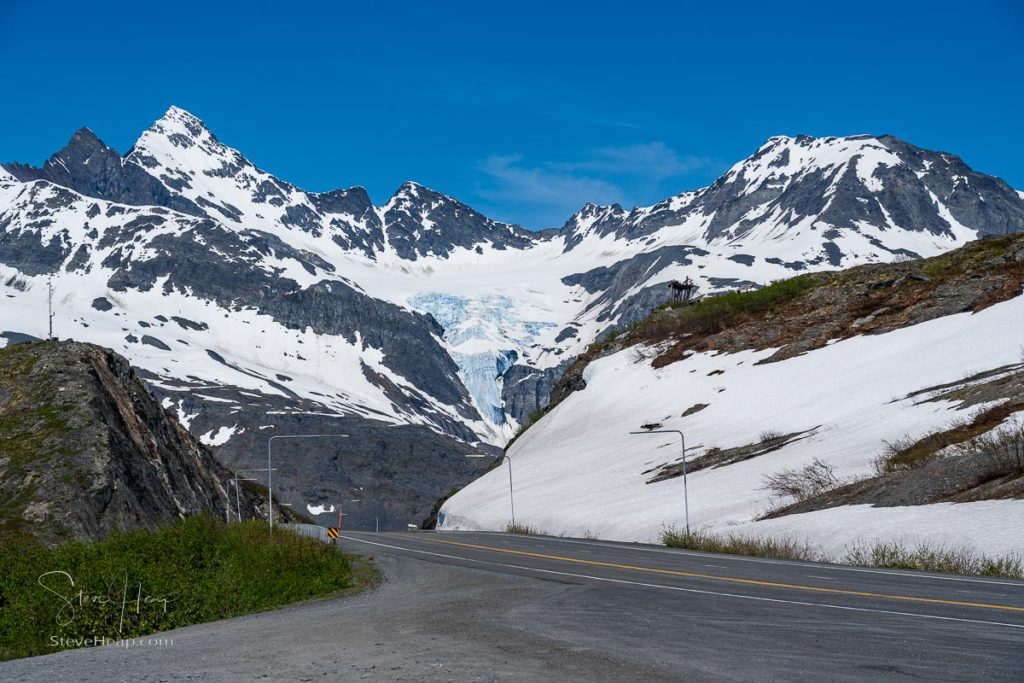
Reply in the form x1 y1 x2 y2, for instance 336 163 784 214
3 530 1023 682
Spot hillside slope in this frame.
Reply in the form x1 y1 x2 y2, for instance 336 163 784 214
439 236 1024 557
3 107 1023 527
0 341 287 544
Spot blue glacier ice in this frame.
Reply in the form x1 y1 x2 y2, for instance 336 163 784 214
410 293 553 428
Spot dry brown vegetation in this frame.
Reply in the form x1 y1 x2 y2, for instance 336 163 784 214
762 458 841 502
874 401 1024 474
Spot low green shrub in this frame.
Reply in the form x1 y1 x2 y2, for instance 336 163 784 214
873 403 1023 474
0 516 364 662
651 275 816 337
953 419 1024 477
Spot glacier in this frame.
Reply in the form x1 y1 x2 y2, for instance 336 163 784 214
410 292 554 432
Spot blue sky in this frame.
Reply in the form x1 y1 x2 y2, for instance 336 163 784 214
1 1 1021 229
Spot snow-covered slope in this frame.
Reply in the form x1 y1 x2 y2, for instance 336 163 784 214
0 169 491 448
3 107 1024 449
438 243 1024 557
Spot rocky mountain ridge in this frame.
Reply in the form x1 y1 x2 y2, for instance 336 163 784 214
2 106 1022 527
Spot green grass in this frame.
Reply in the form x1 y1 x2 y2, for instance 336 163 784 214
919 234 1018 278
661 528 820 561
660 528 1023 579
505 522 544 536
0 516 371 662
844 541 1023 578
648 275 816 335
594 275 818 351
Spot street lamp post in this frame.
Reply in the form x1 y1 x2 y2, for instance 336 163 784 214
629 429 690 535
231 468 274 522
505 455 515 527
230 477 257 522
267 434 348 532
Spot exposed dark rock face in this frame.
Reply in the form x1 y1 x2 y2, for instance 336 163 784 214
875 135 1024 235
3 129 202 217
563 245 709 326
0 341 290 545
146 375 496 531
500 361 571 425
140 335 171 350
380 182 537 260
311 186 386 255
267 280 478 428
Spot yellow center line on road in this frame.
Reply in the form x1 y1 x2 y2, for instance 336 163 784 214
396 534 1024 614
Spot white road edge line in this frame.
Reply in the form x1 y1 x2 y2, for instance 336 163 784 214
448 532 1024 588
339 535 1024 631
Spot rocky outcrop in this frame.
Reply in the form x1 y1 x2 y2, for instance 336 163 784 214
500 362 571 426
0 341 290 544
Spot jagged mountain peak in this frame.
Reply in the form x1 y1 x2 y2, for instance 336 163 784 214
726 133 902 186
384 180 444 209
396 179 428 195
558 131 1024 251
4 127 120 180
64 126 107 149
128 105 230 169
1 121 204 217
152 105 214 139
46 127 122 170
372 180 539 260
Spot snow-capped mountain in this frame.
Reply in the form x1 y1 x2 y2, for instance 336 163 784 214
2 107 1022 525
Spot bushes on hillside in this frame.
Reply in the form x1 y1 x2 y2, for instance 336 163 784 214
954 419 1024 477
762 458 840 502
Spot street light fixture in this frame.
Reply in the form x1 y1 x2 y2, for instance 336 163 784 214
466 452 515 527
629 429 690 535
231 467 277 522
267 434 349 532
228 475 259 521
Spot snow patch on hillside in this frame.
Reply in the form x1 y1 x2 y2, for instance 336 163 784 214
439 293 1024 557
